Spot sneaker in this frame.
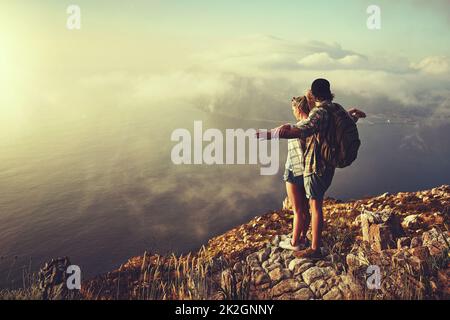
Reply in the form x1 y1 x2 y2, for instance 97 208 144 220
279 238 309 252
293 247 323 260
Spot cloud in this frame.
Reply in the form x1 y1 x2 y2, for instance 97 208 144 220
411 56 450 75
186 36 450 123
297 52 368 70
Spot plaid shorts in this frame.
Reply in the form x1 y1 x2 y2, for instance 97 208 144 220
304 167 335 200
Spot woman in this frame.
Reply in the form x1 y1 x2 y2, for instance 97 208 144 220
279 96 314 251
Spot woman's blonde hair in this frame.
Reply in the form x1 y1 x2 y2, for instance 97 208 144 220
292 96 310 115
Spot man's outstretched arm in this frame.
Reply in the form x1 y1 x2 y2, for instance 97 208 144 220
279 107 366 138
277 108 326 139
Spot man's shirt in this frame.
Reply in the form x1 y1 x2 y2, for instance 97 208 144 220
292 101 332 177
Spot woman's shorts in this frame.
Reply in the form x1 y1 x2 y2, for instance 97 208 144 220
283 169 304 186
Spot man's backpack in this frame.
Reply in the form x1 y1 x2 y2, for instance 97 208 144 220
318 103 361 168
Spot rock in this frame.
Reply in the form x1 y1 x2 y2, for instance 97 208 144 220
246 252 259 265
288 259 303 272
397 237 411 249
323 287 343 300
360 210 404 252
275 287 314 300
265 262 283 272
402 215 422 229
291 287 314 300
288 258 315 275
253 271 271 286
268 253 281 265
248 260 261 270
271 246 282 255
409 246 431 262
221 269 234 293
302 267 325 285
310 279 329 297
257 247 271 263
422 228 449 255
378 192 390 199
369 223 397 252
284 257 294 269
272 235 281 246
271 279 305 297
281 250 294 261
269 267 290 284
316 261 332 268
233 262 243 273
294 263 315 276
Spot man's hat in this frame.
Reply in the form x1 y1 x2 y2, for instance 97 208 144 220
311 78 332 99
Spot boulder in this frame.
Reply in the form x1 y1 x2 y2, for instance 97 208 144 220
265 262 283 272
323 287 343 300
257 247 271 263
402 214 422 230
288 258 315 276
275 287 314 300
271 279 305 297
360 210 404 252
422 228 449 255
253 271 271 286
269 267 290 284
301 266 330 285
310 278 329 297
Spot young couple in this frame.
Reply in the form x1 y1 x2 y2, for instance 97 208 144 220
259 79 366 259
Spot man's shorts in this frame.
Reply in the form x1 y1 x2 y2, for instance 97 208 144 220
304 168 335 200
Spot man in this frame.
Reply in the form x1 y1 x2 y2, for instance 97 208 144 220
261 79 365 258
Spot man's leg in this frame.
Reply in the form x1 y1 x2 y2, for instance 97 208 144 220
303 202 311 241
295 169 335 258
309 198 324 251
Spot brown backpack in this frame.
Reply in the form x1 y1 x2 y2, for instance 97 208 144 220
318 103 361 168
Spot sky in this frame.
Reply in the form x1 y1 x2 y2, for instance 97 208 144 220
0 1 449 279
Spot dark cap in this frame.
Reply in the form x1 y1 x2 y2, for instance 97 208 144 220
311 78 332 100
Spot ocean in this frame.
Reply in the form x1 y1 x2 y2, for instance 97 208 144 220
1 105 449 288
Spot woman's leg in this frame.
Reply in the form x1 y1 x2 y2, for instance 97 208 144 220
302 201 311 241
285 181 308 245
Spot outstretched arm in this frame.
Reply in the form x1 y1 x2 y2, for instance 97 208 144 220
275 108 326 140
347 108 367 123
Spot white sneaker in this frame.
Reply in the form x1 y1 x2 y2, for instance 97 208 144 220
279 238 305 251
